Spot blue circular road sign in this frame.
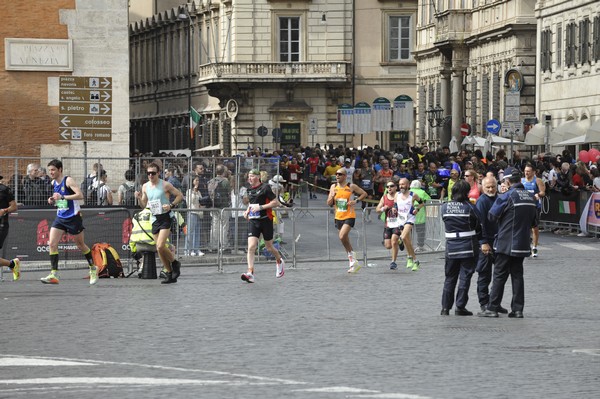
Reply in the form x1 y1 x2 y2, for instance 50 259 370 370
486 119 501 135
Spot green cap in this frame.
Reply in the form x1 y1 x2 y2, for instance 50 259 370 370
248 169 260 176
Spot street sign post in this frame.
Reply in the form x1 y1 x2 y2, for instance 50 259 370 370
58 76 112 141
257 125 267 151
486 119 501 135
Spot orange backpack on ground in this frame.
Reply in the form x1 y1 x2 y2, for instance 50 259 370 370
91 243 124 278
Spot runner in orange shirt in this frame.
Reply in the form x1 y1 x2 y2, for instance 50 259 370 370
327 168 367 273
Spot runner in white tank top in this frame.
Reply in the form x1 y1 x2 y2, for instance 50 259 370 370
396 178 425 271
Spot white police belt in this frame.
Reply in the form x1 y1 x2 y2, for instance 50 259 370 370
445 230 476 238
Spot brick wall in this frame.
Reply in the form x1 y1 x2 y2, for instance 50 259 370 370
0 0 75 158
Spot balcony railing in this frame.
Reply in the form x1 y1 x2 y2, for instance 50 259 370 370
197 62 351 84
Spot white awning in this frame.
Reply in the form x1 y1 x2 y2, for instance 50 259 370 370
554 135 588 146
194 144 221 152
525 119 591 146
554 121 600 145
554 119 590 139
588 119 600 135
524 124 546 145
490 135 524 145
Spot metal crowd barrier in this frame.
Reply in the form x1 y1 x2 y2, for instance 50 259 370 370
167 202 447 273
1 201 447 280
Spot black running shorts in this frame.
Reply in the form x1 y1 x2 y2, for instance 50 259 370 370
248 218 274 241
52 214 85 235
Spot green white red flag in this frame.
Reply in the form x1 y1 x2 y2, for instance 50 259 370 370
190 106 201 139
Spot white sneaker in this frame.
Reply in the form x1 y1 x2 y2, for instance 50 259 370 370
189 250 197 256
276 259 285 278
347 260 362 274
89 266 98 285
196 251 205 257
241 272 255 283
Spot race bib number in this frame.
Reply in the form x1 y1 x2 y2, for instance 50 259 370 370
361 179 371 189
336 198 348 211
148 199 163 215
387 216 400 228
56 199 68 210
290 173 298 181
248 204 261 219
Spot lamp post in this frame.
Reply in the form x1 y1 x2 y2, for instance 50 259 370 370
425 105 444 127
178 8 192 149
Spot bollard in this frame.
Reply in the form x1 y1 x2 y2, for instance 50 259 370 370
139 251 157 279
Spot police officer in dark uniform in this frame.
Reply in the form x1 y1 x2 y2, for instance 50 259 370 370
478 170 538 318
474 175 508 313
440 180 482 316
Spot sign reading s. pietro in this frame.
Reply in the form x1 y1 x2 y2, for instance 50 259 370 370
59 76 112 142
5 38 73 71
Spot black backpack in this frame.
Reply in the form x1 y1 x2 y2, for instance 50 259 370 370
81 175 95 199
121 183 136 206
207 176 231 208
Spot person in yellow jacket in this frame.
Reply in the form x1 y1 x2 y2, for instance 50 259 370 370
130 208 180 278
327 168 367 273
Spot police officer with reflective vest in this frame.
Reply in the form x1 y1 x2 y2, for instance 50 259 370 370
479 170 538 318
440 180 482 316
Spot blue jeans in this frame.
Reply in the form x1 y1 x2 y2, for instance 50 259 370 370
186 213 202 251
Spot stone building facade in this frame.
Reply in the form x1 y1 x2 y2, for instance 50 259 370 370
129 0 419 154
414 0 537 147
531 0 600 150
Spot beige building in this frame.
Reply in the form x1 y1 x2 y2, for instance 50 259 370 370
354 0 418 150
130 0 352 154
415 0 537 148
129 0 420 154
529 0 600 152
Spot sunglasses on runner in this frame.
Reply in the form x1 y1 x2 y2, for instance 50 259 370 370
387 184 396 188
147 171 158 176
336 173 346 176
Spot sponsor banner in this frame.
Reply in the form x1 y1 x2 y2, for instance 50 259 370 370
580 192 600 234
4 208 133 262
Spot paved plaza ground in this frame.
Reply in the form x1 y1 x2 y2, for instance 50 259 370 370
0 231 598 398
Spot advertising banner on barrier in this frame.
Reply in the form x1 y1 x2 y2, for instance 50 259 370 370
540 191 581 224
4 208 132 262
579 192 600 234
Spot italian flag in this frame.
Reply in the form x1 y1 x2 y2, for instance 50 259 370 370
559 201 576 214
190 106 201 139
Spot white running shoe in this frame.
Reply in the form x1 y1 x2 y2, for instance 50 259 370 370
531 247 538 258
276 259 285 278
89 266 98 285
347 260 362 274
241 272 255 283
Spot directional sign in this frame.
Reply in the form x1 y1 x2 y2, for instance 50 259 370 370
58 76 112 142
486 119 501 135
59 129 112 141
